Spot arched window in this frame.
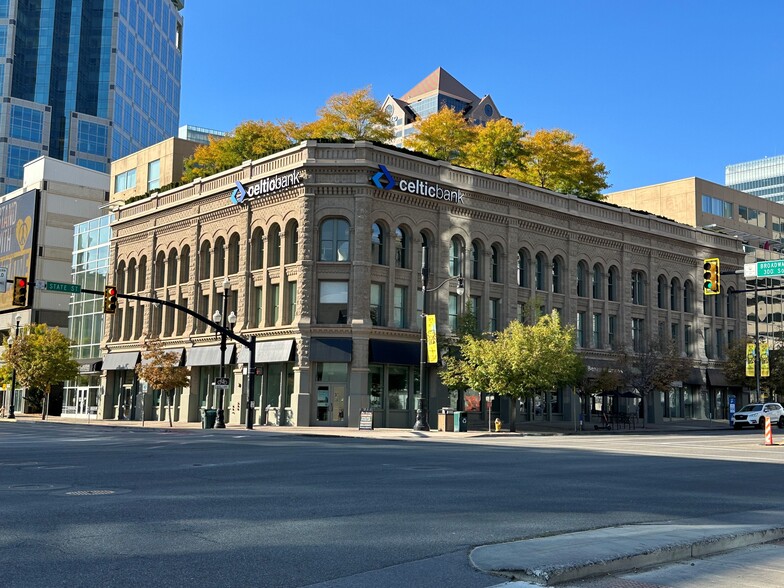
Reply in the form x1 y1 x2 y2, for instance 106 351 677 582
155 251 165 287
138 256 147 291
592 263 603 299
167 249 178 286
251 228 264 270
607 265 619 301
450 237 463 277
199 242 211 280
670 278 680 311
517 249 529 287
117 260 127 294
126 259 136 294
394 227 407 268
268 225 281 267
228 233 241 274
684 280 694 313
658 275 668 309
179 245 190 283
491 245 501 283
536 253 547 291
371 222 384 265
577 261 589 297
552 257 564 294
285 221 299 264
726 286 735 317
320 218 350 261
631 270 646 305
421 232 431 270
213 237 226 277
471 240 482 279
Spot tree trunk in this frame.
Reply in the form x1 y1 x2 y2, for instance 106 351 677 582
167 390 174 428
509 398 518 432
42 392 48 420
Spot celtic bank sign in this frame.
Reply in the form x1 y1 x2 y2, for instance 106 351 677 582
230 169 304 205
371 165 465 204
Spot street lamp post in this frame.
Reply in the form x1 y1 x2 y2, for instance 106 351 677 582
7 314 21 419
213 278 235 429
414 263 464 432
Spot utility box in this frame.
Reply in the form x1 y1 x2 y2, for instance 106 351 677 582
437 408 454 432
201 408 217 429
454 411 468 432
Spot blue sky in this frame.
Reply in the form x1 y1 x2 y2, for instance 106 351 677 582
179 1 783 193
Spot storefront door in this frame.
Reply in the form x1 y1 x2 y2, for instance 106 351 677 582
76 387 89 415
315 384 346 425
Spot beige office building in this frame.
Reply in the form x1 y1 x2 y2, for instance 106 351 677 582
99 142 746 428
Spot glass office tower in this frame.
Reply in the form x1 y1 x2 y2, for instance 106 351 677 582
726 155 784 203
0 0 184 194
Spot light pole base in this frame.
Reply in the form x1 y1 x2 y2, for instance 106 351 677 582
215 409 226 428
412 408 430 431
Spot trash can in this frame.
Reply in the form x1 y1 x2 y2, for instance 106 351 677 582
437 408 454 432
454 411 468 432
202 408 217 429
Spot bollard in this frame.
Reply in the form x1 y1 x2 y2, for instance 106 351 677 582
765 416 773 446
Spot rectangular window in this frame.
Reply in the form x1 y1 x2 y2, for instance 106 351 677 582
592 313 601 348
114 169 137 192
253 285 263 327
370 283 385 326
147 158 161 191
632 318 644 352
716 328 725 359
448 293 459 332
318 281 348 324
671 323 680 352
77 120 108 156
576 311 586 347
489 299 499 332
393 286 407 328
10 105 44 143
7 145 40 180
287 281 297 324
470 295 481 330
271 284 280 325
704 327 713 359
685 325 693 357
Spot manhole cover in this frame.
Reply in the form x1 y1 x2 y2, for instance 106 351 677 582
65 490 116 496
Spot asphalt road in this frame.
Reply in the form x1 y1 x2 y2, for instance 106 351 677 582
2 423 783 588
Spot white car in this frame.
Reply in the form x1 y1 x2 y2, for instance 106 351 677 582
733 403 784 429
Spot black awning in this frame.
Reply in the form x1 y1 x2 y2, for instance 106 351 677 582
683 367 705 386
310 338 352 362
369 340 419 366
102 352 140 371
707 368 731 387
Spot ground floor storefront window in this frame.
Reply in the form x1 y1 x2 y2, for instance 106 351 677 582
366 364 419 428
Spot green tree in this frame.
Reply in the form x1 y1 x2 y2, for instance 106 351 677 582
441 311 582 432
135 338 190 428
511 128 609 200
404 107 477 163
463 118 528 175
182 120 295 182
2 324 78 419
296 87 394 143
724 339 755 390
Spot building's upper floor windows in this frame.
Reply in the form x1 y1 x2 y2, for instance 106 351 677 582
517 249 529 288
77 120 109 157
701 194 733 218
608 265 620 302
631 270 646 305
115 169 137 193
10 105 43 143
394 227 407 269
491 245 501 283
320 218 350 262
450 237 463 277
147 158 161 191
738 205 766 228
576 261 588 297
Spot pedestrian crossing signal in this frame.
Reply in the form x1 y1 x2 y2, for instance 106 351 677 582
103 285 118 314
11 276 27 306
703 258 720 295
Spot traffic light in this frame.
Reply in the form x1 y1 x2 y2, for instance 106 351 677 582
11 276 27 306
703 258 720 295
103 285 118 314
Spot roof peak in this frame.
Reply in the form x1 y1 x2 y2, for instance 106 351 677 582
400 67 480 104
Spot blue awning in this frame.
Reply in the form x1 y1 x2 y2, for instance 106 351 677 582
310 338 352 362
369 340 420 366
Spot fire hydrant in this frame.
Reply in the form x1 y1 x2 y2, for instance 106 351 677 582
494 418 502 432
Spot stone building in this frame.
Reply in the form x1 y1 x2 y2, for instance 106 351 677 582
99 141 746 427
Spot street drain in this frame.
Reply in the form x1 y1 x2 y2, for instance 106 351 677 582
65 490 116 496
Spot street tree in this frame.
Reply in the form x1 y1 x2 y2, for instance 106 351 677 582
618 337 691 426
182 120 295 183
2 324 78 419
463 118 528 176
404 107 477 163
511 128 609 200
440 311 582 432
135 338 190 428
724 339 784 399
296 87 394 143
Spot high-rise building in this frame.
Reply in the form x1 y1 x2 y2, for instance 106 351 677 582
0 0 185 194
726 155 784 203
382 67 502 147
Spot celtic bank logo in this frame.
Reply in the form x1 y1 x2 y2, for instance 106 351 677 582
230 181 247 205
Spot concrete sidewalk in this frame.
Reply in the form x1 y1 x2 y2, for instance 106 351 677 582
472 510 784 586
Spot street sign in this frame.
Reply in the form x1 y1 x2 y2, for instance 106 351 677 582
756 260 784 278
215 377 229 386
35 280 81 293
744 263 758 279
0 266 6 293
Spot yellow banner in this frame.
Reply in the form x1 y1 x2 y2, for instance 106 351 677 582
746 343 755 377
426 314 438 363
761 342 770 378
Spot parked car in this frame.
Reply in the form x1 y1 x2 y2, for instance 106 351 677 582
733 403 784 429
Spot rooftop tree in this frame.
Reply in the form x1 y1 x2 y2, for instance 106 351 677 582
296 87 394 143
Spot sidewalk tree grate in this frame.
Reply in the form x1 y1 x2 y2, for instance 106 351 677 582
65 490 116 496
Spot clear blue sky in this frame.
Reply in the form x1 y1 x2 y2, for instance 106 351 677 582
179 1 783 193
